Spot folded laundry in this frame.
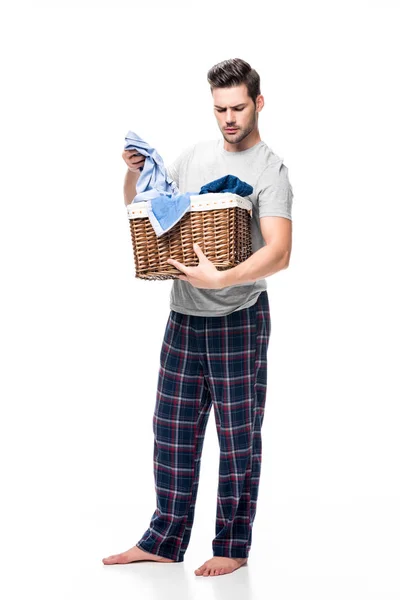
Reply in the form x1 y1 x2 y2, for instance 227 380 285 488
124 131 254 237
199 174 253 196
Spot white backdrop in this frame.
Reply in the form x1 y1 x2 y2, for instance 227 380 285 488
1 1 399 599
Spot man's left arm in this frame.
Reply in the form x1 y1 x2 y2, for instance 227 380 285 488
218 216 292 288
218 160 293 288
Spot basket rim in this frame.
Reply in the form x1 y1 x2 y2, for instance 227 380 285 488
127 192 253 219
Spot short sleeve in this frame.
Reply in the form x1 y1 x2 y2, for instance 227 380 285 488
257 162 293 220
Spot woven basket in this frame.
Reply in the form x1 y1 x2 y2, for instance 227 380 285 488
127 192 253 280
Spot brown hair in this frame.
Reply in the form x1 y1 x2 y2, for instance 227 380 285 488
207 58 261 105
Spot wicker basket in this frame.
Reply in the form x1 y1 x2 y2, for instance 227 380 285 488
127 192 253 280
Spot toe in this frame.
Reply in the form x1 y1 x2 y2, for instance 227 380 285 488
196 564 206 572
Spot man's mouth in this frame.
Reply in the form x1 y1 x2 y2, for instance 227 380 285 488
225 128 238 132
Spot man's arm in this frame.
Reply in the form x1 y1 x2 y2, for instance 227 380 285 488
218 216 292 287
124 169 140 206
218 160 294 287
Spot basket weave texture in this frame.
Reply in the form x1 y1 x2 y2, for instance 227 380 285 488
128 193 253 281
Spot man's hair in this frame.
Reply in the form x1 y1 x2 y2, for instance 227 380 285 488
207 58 261 105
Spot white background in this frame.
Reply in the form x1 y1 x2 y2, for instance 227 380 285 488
1 1 399 599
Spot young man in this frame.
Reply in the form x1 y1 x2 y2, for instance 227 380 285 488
103 58 293 577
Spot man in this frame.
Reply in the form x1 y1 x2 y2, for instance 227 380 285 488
103 58 293 577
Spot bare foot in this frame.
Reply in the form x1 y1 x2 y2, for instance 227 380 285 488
194 556 248 576
102 544 176 565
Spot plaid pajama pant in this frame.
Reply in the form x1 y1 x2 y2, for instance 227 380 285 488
136 290 271 562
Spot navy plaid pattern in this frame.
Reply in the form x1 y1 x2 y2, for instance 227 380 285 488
136 290 271 562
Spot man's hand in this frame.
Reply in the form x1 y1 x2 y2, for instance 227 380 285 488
167 243 224 289
122 149 145 172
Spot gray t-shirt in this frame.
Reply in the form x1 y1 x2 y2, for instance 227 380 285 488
165 138 293 317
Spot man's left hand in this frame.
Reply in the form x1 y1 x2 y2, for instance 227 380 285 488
167 243 224 289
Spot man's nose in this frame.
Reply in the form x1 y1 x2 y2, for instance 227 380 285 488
225 109 236 124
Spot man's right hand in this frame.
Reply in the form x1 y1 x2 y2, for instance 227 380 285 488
122 149 145 172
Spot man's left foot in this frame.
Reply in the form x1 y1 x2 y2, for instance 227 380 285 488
194 556 247 576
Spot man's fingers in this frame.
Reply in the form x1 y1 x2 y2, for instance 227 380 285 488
130 158 145 168
122 150 146 163
126 150 145 157
128 154 145 169
168 258 190 276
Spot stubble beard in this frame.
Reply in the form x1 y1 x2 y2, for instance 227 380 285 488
221 112 257 146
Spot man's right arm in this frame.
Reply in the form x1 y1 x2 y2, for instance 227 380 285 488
124 168 140 206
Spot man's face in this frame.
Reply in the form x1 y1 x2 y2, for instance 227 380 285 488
212 83 262 145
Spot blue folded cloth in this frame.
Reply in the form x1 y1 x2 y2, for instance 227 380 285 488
146 192 192 237
124 131 253 237
199 174 253 196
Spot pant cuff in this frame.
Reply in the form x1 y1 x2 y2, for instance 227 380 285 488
136 541 184 562
213 547 249 559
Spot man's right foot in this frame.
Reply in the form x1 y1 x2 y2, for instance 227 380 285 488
102 544 176 565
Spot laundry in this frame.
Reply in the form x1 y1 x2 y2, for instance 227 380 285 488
124 130 179 199
124 130 193 236
124 131 253 237
199 174 253 196
146 192 192 237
